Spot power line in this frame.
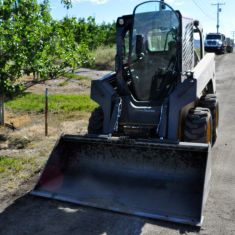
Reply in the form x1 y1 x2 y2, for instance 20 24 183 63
191 0 215 21
211 2 225 33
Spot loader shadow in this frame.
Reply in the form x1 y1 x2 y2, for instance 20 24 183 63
0 194 200 235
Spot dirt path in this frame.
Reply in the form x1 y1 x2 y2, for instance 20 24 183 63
27 68 111 94
0 56 235 234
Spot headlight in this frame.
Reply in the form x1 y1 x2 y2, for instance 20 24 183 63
118 18 124 26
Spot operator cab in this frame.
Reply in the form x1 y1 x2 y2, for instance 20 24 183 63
122 1 181 101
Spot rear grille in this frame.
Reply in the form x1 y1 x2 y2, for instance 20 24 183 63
182 18 194 72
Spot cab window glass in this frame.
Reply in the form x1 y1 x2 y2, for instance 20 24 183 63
147 29 174 52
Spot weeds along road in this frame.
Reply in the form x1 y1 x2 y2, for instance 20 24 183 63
0 53 235 235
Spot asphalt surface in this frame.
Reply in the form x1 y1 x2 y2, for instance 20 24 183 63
0 53 235 235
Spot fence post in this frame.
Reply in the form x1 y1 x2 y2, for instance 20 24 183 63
45 88 48 136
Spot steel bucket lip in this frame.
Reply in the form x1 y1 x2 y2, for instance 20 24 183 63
30 190 203 226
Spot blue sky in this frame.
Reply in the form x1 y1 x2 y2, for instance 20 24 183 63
49 0 235 38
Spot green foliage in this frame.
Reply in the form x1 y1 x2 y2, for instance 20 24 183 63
1 1 48 91
75 17 115 50
0 0 116 97
0 156 35 174
6 93 97 113
0 0 97 96
61 0 72 9
34 16 92 79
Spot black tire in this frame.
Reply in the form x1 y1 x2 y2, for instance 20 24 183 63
226 46 233 53
88 107 103 134
199 94 219 144
184 107 213 144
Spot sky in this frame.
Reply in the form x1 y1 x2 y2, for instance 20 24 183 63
49 0 235 39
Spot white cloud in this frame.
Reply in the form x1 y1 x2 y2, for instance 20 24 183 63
72 0 109 4
174 1 184 6
166 0 184 6
166 0 175 3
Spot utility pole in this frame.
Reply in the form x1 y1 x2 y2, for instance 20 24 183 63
231 31 235 42
212 2 225 33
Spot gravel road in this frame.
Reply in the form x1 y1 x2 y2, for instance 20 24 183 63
0 53 235 235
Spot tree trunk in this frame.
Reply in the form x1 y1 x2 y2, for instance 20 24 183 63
0 94 4 125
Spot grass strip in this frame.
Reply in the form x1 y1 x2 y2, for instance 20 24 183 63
0 156 36 175
63 73 91 80
6 93 97 113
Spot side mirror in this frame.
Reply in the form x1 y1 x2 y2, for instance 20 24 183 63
136 34 144 57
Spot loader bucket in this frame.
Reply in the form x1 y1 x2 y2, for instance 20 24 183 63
31 135 211 226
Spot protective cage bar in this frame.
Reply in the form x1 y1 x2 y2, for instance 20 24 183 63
31 135 211 226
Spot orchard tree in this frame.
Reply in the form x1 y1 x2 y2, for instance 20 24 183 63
37 16 92 79
0 0 79 124
0 0 115 124
75 17 116 50
0 0 26 124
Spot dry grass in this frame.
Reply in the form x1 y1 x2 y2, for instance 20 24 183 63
5 113 31 128
91 46 115 70
3 110 91 143
0 109 90 199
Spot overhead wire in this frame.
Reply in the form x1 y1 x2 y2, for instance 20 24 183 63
191 0 216 21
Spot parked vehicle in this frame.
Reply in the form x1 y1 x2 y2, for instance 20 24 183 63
226 37 234 53
205 33 227 54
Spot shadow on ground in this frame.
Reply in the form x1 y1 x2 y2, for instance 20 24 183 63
0 194 200 235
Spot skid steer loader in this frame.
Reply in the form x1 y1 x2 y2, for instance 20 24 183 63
32 0 219 226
